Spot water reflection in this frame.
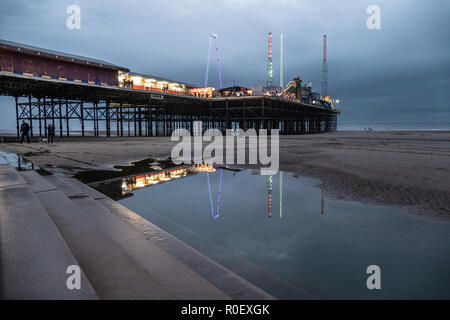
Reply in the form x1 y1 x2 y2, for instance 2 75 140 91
192 162 215 172
0 151 39 171
279 172 283 218
121 167 189 191
321 188 325 215
206 169 223 219
117 169 450 299
267 176 272 218
114 166 329 221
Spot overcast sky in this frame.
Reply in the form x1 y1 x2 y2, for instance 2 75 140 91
0 0 449 130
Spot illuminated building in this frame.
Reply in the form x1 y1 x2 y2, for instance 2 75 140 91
192 163 215 172
189 87 214 98
119 72 196 95
121 167 188 191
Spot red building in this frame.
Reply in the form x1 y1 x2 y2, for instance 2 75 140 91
0 39 128 86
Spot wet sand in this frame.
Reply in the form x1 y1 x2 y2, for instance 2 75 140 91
1 130 449 219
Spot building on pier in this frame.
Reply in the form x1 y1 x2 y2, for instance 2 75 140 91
0 39 128 86
119 71 196 95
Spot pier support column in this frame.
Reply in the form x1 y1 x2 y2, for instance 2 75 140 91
134 105 137 137
38 98 42 137
65 99 70 137
138 106 142 136
15 97 19 137
28 95 33 137
80 102 85 137
116 107 120 136
51 97 55 130
119 102 123 137
106 101 111 137
59 99 63 137
42 98 47 137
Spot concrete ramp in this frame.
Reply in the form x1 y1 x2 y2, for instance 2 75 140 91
60 175 275 300
27 172 232 299
1 163 274 299
0 165 97 300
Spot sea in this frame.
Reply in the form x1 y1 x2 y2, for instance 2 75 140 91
1 122 450 135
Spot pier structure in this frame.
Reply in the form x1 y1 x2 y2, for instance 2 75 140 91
0 39 338 138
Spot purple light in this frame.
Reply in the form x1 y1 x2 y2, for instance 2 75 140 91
206 171 214 217
215 169 223 216
204 33 223 89
204 37 212 88
214 37 223 89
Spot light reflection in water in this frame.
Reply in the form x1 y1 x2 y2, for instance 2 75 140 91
192 163 215 172
0 151 39 171
321 188 325 215
117 169 450 299
206 169 222 219
120 166 290 220
267 175 272 218
121 167 189 191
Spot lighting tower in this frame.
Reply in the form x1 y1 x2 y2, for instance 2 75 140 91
266 32 273 88
321 34 328 98
204 33 223 89
280 32 284 89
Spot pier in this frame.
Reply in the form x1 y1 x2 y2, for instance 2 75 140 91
0 39 338 138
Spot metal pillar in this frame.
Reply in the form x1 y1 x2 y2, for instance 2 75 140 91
80 102 85 137
65 99 70 137
15 97 19 137
42 97 47 137
119 102 123 137
59 99 63 137
28 94 33 137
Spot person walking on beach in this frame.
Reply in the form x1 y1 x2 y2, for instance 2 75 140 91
20 120 30 144
47 123 55 144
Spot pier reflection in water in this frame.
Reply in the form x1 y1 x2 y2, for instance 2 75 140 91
111 168 450 299
121 167 189 192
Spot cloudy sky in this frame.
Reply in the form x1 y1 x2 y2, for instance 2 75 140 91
0 0 449 129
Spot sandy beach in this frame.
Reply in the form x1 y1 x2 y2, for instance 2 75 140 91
1 130 449 219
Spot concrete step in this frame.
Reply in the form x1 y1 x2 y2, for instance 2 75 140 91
46 174 233 299
21 171 178 299
43 174 87 198
98 196 278 300
0 165 97 299
61 175 275 300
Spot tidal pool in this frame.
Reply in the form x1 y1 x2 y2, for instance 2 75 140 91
115 169 450 299
0 150 39 170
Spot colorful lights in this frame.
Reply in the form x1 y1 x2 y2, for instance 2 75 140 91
266 32 273 88
268 32 272 59
121 167 188 191
192 163 215 172
215 169 223 219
